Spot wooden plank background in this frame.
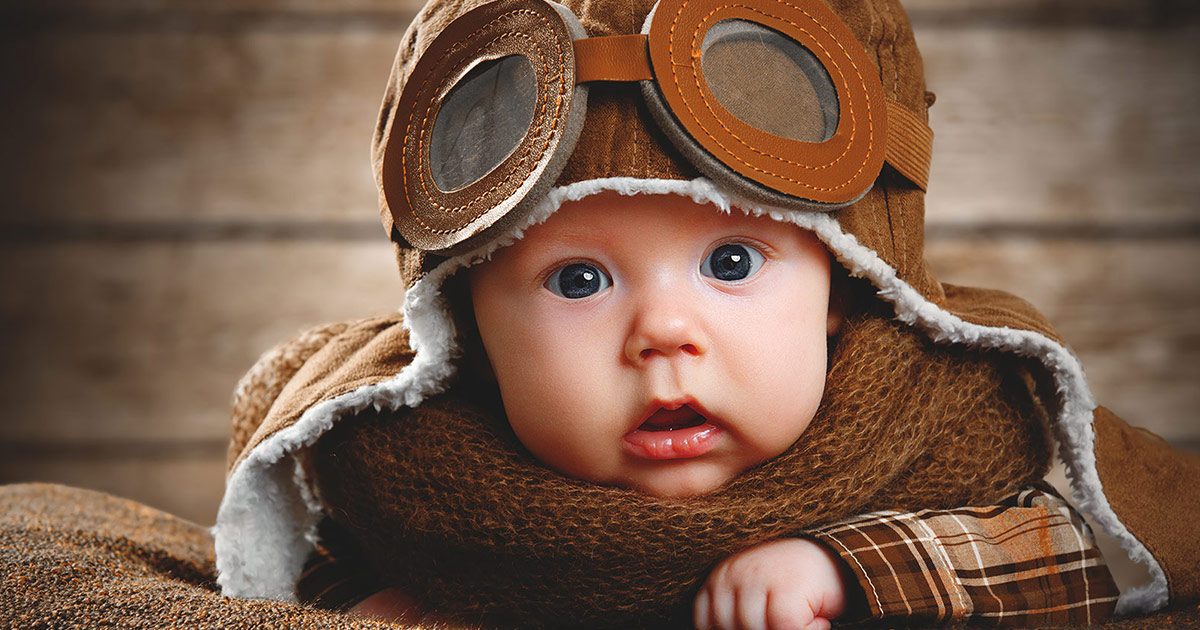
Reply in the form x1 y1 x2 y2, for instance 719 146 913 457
1 0 1197 535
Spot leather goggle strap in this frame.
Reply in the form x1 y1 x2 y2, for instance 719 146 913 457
573 34 933 193
884 99 933 192
573 35 654 83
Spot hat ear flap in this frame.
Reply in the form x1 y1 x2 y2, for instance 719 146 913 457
1092 405 1200 608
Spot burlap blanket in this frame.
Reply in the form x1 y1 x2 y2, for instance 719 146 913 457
2 483 1198 629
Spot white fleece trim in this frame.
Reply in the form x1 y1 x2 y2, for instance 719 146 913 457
214 176 1167 613
213 292 458 599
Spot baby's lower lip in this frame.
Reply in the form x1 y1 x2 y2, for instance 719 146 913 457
622 423 722 460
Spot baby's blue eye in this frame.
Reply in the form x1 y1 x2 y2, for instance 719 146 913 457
700 243 765 282
545 263 612 299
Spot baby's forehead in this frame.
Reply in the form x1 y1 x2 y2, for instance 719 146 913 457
468 191 833 292
515 192 810 247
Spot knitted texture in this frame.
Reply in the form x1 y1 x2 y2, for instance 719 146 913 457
307 310 1052 630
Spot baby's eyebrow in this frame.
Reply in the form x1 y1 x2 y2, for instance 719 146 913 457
530 233 613 255
544 227 607 243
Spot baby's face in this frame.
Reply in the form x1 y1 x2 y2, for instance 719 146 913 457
469 193 838 497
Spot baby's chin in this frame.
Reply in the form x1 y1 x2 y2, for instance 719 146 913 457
618 463 738 499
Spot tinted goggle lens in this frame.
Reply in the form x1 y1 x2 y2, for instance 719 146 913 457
429 55 539 192
701 20 839 144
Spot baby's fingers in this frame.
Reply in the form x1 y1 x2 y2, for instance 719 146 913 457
694 582 773 630
694 587 712 630
694 581 738 630
764 593 828 630
735 588 769 630
695 586 831 630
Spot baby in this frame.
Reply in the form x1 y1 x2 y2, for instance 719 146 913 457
213 0 1198 624
301 186 1118 630
322 187 1113 629
467 191 849 628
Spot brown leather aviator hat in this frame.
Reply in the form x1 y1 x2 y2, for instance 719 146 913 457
213 0 1200 622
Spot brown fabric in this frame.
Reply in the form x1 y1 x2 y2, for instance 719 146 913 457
552 80 699 187
229 320 355 470
304 308 1051 630
835 169 945 305
298 519 388 612
573 35 652 83
4 482 1196 629
1093 406 1200 604
298 486 1117 625
825 0 940 301
940 283 1066 346
230 314 411 473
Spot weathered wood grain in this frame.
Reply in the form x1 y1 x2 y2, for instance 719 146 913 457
0 29 398 223
920 24 1200 225
905 0 1196 26
0 241 401 443
1 0 1197 534
0 456 226 526
2 10 1197 227
925 239 1200 443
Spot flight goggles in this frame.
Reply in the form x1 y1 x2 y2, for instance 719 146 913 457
382 0 934 254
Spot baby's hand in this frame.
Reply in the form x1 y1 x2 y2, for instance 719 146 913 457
349 587 424 623
694 538 848 630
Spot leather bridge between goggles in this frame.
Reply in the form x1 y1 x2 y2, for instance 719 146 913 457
382 0 934 254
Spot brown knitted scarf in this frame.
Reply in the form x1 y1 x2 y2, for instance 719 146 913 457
307 310 1052 630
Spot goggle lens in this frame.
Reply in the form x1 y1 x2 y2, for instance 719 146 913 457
429 55 539 192
701 20 839 144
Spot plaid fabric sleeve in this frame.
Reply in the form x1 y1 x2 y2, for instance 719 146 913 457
808 483 1119 627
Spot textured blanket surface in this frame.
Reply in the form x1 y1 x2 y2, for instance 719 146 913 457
0 483 408 630
2 483 1197 629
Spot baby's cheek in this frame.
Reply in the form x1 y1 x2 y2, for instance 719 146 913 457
500 379 617 483
746 352 826 455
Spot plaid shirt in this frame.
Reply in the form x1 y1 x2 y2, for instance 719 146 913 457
300 485 1118 626
809 484 1119 626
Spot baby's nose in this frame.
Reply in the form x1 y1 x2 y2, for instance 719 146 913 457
623 303 707 364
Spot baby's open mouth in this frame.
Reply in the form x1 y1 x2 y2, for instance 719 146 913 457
624 402 722 460
637 405 708 432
